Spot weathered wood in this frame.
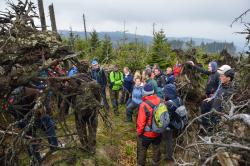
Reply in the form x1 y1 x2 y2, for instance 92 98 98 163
37 0 46 31
83 14 88 40
49 3 57 32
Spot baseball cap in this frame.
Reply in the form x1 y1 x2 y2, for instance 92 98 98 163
91 60 98 65
217 65 231 75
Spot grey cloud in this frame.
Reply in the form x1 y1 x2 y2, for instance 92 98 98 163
0 0 249 47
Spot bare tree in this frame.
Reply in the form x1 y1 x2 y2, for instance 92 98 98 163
49 3 57 33
37 0 46 31
83 13 88 40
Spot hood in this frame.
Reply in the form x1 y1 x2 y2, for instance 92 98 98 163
209 61 218 73
163 83 177 99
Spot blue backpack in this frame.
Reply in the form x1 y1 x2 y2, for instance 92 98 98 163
167 97 188 130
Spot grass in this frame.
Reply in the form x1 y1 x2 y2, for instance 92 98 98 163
16 96 173 165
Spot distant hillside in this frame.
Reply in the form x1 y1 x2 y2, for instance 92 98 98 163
59 30 237 53
59 30 215 45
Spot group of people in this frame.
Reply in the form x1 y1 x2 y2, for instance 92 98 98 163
90 59 235 166
90 60 183 165
2 57 235 165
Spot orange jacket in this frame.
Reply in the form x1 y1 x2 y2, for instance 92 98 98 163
137 95 161 138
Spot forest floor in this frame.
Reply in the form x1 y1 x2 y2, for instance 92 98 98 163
17 95 173 166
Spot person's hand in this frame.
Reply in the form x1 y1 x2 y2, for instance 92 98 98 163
187 61 195 66
204 97 212 102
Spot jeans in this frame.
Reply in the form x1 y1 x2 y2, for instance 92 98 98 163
126 101 139 121
44 90 53 115
36 115 58 151
17 114 58 162
137 135 161 166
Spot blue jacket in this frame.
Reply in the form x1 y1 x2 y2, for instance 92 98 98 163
163 83 183 130
166 73 175 84
68 66 78 77
123 73 134 93
132 85 143 105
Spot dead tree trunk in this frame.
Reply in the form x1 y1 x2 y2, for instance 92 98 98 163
37 0 46 31
49 3 57 33
83 14 88 40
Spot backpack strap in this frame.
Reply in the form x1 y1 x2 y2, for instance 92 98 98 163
143 105 152 130
143 100 158 129
168 97 183 108
144 100 156 108
168 100 178 108
177 97 183 106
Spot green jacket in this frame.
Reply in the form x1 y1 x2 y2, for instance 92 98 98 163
109 71 124 91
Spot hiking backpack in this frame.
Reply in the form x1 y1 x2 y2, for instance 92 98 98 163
167 97 188 130
144 100 170 134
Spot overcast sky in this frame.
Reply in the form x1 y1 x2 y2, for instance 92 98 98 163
1 0 249 49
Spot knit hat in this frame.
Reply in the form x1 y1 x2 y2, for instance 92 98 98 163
209 61 218 72
143 83 154 96
163 83 177 100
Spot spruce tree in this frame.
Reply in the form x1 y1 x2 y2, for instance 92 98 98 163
101 34 113 63
89 30 100 52
148 29 176 69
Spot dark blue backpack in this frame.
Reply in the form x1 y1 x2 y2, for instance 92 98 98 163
167 97 188 130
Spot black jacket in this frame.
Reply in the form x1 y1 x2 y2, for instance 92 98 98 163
91 68 107 87
212 82 234 112
194 65 220 96
155 73 167 88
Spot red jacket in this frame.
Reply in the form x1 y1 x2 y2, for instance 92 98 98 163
173 64 182 77
137 95 161 138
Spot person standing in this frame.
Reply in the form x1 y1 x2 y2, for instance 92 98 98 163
165 67 175 84
125 77 143 122
145 68 160 98
154 68 167 98
187 61 220 132
137 83 161 166
120 67 133 104
109 65 124 116
207 65 235 128
91 60 110 112
162 83 183 164
173 60 182 77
